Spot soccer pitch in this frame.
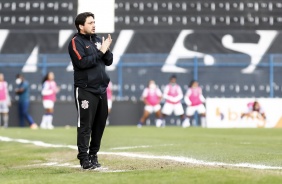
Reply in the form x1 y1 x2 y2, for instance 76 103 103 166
0 126 282 184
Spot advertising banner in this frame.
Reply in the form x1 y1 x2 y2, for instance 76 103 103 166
206 98 282 128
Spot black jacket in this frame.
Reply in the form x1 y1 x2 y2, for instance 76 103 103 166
68 33 113 95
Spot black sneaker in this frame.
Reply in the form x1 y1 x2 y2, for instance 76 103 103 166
80 159 96 170
89 154 101 167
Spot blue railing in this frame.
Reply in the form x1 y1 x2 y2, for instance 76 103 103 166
0 53 282 99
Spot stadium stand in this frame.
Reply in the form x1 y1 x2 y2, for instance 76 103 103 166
0 0 282 103
0 0 282 126
114 0 282 30
0 0 76 29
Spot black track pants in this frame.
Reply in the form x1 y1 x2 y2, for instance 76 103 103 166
74 87 108 162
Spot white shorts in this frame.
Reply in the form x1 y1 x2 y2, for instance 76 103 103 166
162 102 184 116
43 100 55 109
108 100 112 109
186 104 206 116
144 104 161 114
0 101 9 113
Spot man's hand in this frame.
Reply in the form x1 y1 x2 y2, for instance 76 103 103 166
100 34 112 54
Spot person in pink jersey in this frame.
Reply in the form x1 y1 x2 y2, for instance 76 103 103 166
161 75 184 127
183 79 206 128
40 72 60 129
138 80 163 127
241 101 266 121
106 81 113 125
0 73 11 128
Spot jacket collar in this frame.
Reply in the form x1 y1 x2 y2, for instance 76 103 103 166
76 33 97 40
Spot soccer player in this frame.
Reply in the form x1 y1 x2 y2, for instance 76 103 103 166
0 73 11 128
183 80 206 128
40 72 60 129
241 101 266 120
161 75 184 127
137 80 163 128
68 12 113 170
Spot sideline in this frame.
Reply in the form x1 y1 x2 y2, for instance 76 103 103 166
1 136 281 170
110 144 174 150
33 162 128 172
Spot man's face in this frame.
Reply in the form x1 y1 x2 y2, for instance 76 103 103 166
80 16 95 34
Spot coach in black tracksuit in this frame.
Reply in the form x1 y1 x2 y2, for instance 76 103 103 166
68 12 113 170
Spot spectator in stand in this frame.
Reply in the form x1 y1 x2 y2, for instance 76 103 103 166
161 75 184 127
0 73 11 128
40 72 60 129
241 101 266 121
137 80 163 128
183 79 206 128
106 81 113 125
15 74 38 129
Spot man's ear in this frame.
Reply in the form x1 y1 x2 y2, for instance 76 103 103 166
79 24 84 31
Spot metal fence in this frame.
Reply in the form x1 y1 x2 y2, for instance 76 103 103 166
0 53 282 101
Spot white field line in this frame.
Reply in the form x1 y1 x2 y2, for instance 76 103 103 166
110 144 174 150
32 162 128 172
1 136 282 170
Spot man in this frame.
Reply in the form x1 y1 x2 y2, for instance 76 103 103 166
15 74 38 129
68 12 113 170
0 73 11 128
161 75 185 126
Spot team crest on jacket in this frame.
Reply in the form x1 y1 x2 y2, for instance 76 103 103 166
95 42 101 50
81 100 89 109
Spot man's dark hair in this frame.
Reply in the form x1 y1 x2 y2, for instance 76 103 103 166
75 12 95 33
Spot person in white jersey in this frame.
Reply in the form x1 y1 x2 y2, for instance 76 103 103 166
161 75 184 126
137 80 163 127
0 73 11 128
183 79 206 128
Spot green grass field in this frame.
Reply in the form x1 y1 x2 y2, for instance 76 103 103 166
0 126 282 184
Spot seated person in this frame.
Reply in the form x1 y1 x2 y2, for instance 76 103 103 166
241 101 266 120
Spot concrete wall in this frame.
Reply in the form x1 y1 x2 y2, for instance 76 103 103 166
7 101 145 127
